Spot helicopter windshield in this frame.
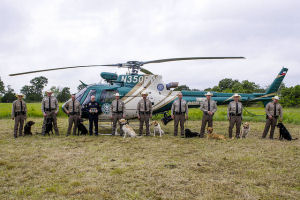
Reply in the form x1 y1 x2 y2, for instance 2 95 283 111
75 87 87 102
83 89 97 105
100 90 117 103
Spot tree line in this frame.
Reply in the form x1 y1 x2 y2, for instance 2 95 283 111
175 78 300 107
0 76 71 103
0 76 299 107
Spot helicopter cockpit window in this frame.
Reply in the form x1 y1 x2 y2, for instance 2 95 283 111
83 89 97 105
75 87 87 102
100 90 116 103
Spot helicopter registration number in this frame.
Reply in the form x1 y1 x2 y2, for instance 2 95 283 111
120 75 144 83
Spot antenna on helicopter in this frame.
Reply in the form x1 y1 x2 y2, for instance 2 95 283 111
9 56 245 76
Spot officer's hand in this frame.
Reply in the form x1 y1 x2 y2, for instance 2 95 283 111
138 116 140 119
123 115 126 118
150 114 152 118
185 116 188 120
12 117 14 120
55 111 58 115
95 110 98 113
43 113 47 117
269 116 273 119
110 116 113 119
66 111 70 114
171 115 174 119
228 117 230 121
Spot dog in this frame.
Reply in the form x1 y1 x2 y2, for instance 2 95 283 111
150 120 165 137
24 121 35 135
184 129 199 138
77 119 88 135
119 119 137 138
44 117 54 135
241 122 250 138
207 127 226 140
277 122 298 141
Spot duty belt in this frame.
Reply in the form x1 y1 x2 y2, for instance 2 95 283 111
45 108 56 111
113 111 123 114
139 111 150 114
15 111 26 116
266 115 278 119
230 113 241 116
175 112 185 115
69 112 79 115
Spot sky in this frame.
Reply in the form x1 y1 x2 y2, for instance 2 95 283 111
0 0 299 93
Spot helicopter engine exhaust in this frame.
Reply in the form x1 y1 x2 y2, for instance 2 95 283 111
166 82 179 90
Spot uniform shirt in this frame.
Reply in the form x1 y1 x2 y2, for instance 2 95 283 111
111 99 125 113
41 96 59 113
86 101 100 115
64 99 82 115
265 102 283 119
171 99 188 116
227 101 243 118
12 100 27 117
200 99 217 114
137 98 152 116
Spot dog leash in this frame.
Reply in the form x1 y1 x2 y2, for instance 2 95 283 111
243 101 265 117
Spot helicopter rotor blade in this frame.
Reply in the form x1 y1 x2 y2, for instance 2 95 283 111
142 56 245 65
9 64 127 76
140 67 153 75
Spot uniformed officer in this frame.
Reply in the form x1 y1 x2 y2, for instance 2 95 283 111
227 93 243 139
86 95 100 136
64 94 82 136
262 96 283 139
171 92 188 137
200 92 217 138
12 94 27 138
110 93 125 136
137 91 152 136
42 90 59 135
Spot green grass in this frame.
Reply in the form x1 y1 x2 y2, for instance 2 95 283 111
0 118 299 199
1 103 300 125
0 103 66 118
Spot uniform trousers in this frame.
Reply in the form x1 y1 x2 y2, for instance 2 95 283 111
262 117 278 139
14 114 26 137
228 116 242 138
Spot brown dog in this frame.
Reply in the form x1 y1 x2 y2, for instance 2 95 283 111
207 127 226 140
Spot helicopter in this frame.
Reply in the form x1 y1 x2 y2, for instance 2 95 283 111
9 57 288 121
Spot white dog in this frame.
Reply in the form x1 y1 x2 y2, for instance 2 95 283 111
241 122 250 138
150 120 165 137
119 119 137 138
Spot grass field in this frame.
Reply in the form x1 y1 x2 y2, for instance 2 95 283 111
0 118 299 199
1 103 300 125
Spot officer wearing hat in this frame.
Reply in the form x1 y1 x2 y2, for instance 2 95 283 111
262 96 283 139
12 94 27 138
137 91 152 136
110 93 125 136
64 94 82 136
227 93 243 138
171 92 188 137
86 95 100 136
200 92 217 137
42 90 59 135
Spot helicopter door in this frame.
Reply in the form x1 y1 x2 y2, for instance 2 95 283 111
81 89 97 118
99 90 117 116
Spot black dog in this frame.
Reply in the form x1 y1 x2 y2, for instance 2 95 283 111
161 112 173 125
44 117 54 135
24 121 35 135
185 129 199 138
77 119 88 135
276 122 298 141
